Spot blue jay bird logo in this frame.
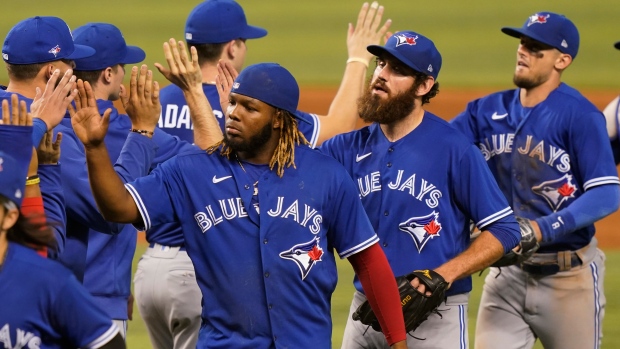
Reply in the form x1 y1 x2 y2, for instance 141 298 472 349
279 236 324 280
399 211 442 253
532 174 577 212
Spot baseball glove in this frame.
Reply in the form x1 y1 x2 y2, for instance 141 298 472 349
491 216 539 268
352 269 449 333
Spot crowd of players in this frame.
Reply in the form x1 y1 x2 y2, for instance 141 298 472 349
1 1 619 348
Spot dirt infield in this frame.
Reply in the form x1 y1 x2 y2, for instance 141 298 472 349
299 87 620 249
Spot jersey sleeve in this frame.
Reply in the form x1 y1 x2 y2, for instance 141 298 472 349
295 111 320 148
151 128 200 166
570 111 620 190
450 100 480 143
124 158 183 231
38 164 66 255
53 274 119 349
455 145 516 230
326 170 379 259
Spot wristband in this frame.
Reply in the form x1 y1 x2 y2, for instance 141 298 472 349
25 175 40 186
346 57 369 68
130 129 154 137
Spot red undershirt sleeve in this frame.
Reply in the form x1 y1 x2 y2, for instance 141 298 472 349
348 243 406 345
20 196 48 258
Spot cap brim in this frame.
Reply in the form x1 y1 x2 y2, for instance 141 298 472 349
66 44 96 60
121 46 146 65
367 44 426 75
615 41 620 50
239 25 268 40
501 27 557 51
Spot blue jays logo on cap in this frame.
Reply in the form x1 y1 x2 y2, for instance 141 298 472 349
48 45 61 57
367 30 442 80
501 12 580 58
279 236 324 280
398 211 442 253
527 14 550 26
395 33 418 47
532 174 577 212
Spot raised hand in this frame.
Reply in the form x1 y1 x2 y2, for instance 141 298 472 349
347 2 392 66
30 69 78 130
69 79 112 148
1 94 31 126
215 60 239 113
120 65 160 133
155 39 203 92
37 130 62 165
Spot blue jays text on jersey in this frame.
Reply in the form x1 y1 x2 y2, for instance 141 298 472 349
451 83 620 252
320 111 519 297
124 143 378 349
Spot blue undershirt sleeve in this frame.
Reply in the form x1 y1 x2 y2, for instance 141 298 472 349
32 118 48 146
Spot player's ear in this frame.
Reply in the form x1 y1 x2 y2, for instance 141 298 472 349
102 67 114 83
225 40 238 60
43 63 56 80
554 53 572 71
272 109 283 129
1 208 19 232
415 76 435 97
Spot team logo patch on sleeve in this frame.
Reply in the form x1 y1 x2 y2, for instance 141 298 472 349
395 33 418 47
527 14 550 26
398 211 442 253
532 174 577 212
279 236 324 280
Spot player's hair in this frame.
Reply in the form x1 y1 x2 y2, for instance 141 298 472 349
0 195 57 251
192 43 228 66
207 109 309 177
6 59 73 81
412 70 440 105
74 64 121 87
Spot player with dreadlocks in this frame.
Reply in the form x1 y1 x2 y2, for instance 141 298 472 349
71 62 409 348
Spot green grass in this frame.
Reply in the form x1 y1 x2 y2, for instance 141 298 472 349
2 0 620 89
127 243 620 348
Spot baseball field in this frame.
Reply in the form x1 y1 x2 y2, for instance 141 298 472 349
4 0 620 347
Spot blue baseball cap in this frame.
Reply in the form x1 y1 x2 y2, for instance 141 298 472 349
502 12 580 59
72 23 146 71
231 63 311 124
185 0 267 44
0 125 34 209
2 16 95 65
367 31 442 79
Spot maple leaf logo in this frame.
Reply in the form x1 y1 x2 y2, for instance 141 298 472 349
424 220 441 235
308 245 323 261
558 183 575 197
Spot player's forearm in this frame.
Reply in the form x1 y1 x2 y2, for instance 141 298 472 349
316 62 367 144
184 87 223 149
435 230 504 284
84 144 139 224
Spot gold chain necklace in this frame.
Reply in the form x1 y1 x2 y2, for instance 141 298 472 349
235 154 259 196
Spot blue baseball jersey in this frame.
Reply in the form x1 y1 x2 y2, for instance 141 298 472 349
54 100 196 319
451 83 620 252
125 144 378 348
320 112 516 296
0 242 118 349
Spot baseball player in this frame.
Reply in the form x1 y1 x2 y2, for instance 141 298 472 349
603 41 620 164
0 118 125 349
71 62 409 349
451 12 620 349
1 16 90 146
319 31 521 349
135 2 391 348
52 23 211 339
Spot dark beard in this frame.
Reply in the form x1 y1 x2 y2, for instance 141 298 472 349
358 81 417 124
224 120 273 155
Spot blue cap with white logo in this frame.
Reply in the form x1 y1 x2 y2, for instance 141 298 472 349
502 12 580 59
185 0 267 44
72 23 146 71
2 16 95 64
231 63 311 124
366 31 442 80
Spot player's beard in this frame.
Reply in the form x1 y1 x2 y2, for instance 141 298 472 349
224 121 273 154
358 81 417 124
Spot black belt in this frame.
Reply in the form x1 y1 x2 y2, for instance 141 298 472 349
149 242 186 251
520 253 582 276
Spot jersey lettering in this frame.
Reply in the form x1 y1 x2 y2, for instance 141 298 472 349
158 105 224 130
479 134 571 172
0 324 41 349
267 197 323 234
359 170 442 208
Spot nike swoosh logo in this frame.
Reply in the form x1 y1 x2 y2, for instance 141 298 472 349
212 175 232 184
356 152 372 162
491 112 508 120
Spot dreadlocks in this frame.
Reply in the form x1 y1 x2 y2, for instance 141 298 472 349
207 109 308 177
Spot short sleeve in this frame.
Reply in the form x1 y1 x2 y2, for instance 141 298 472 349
296 111 320 148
